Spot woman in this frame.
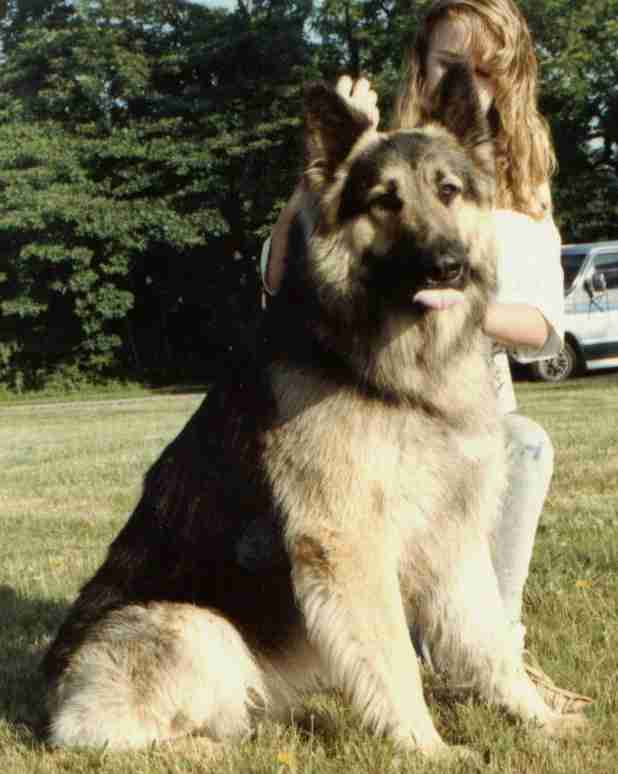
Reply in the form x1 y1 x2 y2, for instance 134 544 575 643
261 0 592 714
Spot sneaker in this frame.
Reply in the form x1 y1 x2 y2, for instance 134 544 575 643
523 650 593 715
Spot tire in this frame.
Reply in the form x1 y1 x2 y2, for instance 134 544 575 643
530 340 579 383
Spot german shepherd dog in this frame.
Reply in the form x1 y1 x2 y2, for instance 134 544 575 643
43 64 584 760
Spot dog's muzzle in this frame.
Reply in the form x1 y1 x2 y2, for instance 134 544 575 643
366 240 471 311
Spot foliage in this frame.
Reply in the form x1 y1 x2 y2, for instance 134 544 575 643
309 0 420 120
0 0 313 387
0 0 617 390
522 0 618 241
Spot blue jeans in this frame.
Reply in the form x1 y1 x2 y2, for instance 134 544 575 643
492 413 554 626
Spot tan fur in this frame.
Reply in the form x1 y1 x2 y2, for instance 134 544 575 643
45 74 586 759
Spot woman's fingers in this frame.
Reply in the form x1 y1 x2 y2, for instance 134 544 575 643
335 74 354 98
335 75 380 127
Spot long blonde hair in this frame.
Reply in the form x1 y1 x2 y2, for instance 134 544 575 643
393 0 556 219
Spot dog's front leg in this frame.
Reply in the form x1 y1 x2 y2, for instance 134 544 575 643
290 532 448 758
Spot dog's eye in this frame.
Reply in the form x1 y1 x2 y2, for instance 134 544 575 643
438 181 462 205
369 192 402 213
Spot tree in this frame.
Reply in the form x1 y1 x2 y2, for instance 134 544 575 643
310 0 426 125
1 0 617 391
0 0 314 387
523 0 618 241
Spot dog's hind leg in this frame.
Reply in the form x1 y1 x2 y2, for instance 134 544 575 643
290 533 465 760
417 536 587 736
47 603 279 751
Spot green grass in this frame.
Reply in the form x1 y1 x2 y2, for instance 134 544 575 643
1 378 617 773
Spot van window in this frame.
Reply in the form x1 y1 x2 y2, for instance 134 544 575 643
592 253 618 290
561 251 587 291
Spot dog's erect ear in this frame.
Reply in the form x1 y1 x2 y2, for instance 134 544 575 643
428 62 494 175
304 81 373 190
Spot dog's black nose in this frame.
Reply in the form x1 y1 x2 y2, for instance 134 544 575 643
427 255 466 286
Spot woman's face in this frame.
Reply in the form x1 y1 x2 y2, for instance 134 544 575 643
424 17 497 116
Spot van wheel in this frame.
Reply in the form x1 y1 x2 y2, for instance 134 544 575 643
531 341 579 383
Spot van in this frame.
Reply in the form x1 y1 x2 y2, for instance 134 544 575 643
530 240 618 382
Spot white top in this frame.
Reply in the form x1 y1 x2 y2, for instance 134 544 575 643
260 209 565 414
492 209 564 414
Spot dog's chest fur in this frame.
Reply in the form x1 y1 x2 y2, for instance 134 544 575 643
263 364 506 564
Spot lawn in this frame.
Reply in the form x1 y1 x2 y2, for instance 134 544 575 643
0 378 616 773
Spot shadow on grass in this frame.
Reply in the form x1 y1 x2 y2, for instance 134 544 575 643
0 585 70 744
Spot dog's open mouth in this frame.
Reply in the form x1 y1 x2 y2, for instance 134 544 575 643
412 288 465 310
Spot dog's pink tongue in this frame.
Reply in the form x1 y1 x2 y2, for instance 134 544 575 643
413 288 464 310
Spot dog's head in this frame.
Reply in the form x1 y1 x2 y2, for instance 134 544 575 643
280 65 498 400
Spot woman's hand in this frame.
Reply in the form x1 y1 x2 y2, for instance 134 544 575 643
335 76 380 128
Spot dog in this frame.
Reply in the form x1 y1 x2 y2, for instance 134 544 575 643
43 64 584 760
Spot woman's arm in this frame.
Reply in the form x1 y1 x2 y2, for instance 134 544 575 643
264 182 307 295
483 302 550 350
491 208 564 359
